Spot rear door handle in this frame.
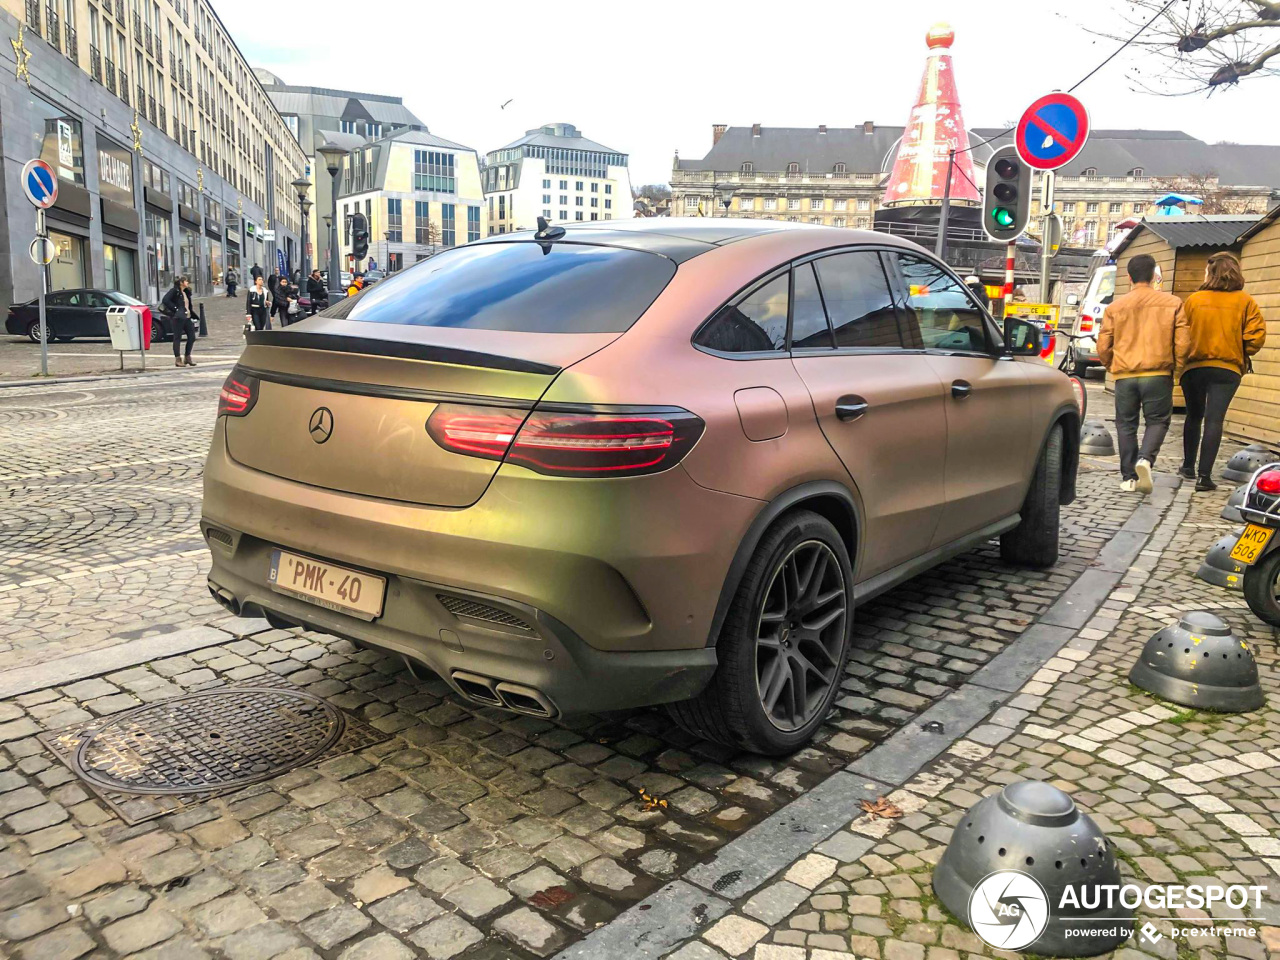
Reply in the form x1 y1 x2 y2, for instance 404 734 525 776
951 380 972 400
835 395 869 422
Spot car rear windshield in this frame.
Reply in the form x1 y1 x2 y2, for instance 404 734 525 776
318 241 676 334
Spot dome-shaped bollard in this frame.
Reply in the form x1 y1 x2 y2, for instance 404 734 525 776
1194 528 1246 590
1221 484 1248 523
933 781 1131 957
1079 421 1115 457
1222 444 1280 483
1129 611 1264 712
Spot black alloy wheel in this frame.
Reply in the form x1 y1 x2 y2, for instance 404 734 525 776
755 540 848 732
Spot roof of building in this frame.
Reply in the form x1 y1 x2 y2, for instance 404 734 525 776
336 128 479 199
1238 203 1280 243
256 73 425 130
678 125 1280 188
491 123 626 158
1111 215 1263 256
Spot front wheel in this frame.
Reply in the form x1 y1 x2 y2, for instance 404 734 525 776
1243 549 1280 627
1000 425 1063 568
667 510 853 755
25 319 52 343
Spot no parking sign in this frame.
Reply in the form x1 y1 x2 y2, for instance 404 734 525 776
1014 93 1090 171
21 158 58 208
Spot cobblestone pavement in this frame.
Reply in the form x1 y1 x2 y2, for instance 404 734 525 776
0 294 252 382
1 371 1277 960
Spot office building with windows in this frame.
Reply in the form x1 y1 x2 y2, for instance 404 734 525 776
255 70 426 279
481 122 632 234
334 128 485 272
0 0 305 307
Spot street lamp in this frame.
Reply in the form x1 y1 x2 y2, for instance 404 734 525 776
715 183 736 217
292 175 311 281
316 141 348 298
383 230 391 274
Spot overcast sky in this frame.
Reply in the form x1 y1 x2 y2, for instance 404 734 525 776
221 0 1278 185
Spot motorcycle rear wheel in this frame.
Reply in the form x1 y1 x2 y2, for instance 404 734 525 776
1242 549 1280 628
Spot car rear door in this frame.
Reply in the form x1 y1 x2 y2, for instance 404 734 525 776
85 292 116 336
59 291 98 336
885 251 1031 548
788 249 947 581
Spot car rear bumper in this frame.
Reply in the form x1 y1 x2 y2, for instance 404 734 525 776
201 419 757 714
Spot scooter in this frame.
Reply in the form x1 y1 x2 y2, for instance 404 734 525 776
1235 462 1280 627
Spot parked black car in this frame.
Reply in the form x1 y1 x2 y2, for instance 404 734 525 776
5 289 164 343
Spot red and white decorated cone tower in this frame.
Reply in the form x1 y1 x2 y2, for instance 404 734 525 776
882 23 979 207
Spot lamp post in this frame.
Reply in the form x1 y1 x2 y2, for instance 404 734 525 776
715 183 735 217
316 141 348 299
383 230 391 274
292 175 311 282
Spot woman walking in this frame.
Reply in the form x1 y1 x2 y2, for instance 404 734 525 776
273 274 297 326
245 274 271 331
161 276 197 367
1179 251 1267 491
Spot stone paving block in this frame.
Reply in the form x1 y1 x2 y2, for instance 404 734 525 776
407 913 485 959
442 875 513 918
15 923 96 960
220 922 302 960
704 916 769 956
191 893 269 938
493 906 569 956
102 906 183 953
368 888 445 932
299 904 372 950
268 880 341 923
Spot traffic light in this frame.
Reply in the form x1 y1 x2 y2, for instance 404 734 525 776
351 212 369 260
982 145 1031 242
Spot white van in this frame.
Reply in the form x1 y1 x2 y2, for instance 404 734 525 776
1067 264 1115 375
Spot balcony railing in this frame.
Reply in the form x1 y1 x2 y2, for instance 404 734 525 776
116 0 125 21
105 56 116 93
25 0 41 36
185 73 191 95
64 24 76 63
133 11 141 40
159 104 166 134
89 45 101 82
147 94 155 125
45 7 60 49
169 50 175 73
144 24 152 54
119 72 129 105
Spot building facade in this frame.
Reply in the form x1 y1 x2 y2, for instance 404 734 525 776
255 70 424 281
0 0 305 307
672 125 1280 246
481 123 632 234
334 129 486 272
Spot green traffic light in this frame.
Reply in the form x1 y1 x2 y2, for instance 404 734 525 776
992 207 1015 228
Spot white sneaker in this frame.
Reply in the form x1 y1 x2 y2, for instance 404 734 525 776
1120 479 1137 492
1135 459 1154 494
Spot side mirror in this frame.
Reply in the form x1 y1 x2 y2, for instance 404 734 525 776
1065 294 1080 306
1004 318 1042 357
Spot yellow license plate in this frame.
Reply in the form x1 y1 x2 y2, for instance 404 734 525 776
1230 524 1275 566
269 549 386 620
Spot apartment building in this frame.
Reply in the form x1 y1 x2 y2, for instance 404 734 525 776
481 122 632 234
335 128 485 272
0 0 305 304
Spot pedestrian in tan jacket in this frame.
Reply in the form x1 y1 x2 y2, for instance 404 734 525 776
1097 253 1190 494
1177 251 1266 491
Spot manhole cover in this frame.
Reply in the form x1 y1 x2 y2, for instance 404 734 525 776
70 687 345 795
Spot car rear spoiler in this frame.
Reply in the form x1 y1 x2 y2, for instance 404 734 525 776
244 329 561 376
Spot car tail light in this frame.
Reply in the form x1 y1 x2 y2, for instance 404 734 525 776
218 367 259 417
427 403 704 477
1078 317 1094 333
1256 470 1280 495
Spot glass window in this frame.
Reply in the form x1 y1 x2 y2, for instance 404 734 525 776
441 203 455 247
791 264 832 349
97 138 134 205
30 93 85 185
322 242 676 333
893 253 989 353
695 273 789 354
813 252 902 349
467 206 480 243
810 198 822 210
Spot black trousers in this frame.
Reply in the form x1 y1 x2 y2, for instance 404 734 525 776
226 282 237 297
1181 366 1242 478
249 308 270 331
1114 375 1173 480
171 315 196 358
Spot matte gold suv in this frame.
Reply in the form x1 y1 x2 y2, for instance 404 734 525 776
202 219 1078 754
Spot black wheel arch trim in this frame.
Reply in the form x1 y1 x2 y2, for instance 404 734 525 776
1039 401 1080 505
706 480 861 648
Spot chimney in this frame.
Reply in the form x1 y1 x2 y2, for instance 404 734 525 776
818 124 827 135
752 123 761 137
712 124 727 145
863 120 875 134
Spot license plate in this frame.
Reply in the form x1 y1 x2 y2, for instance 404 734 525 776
268 550 385 620
1230 524 1275 566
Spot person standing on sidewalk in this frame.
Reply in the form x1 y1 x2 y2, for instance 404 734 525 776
1179 251 1267 491
1097 253 1190 494
225 267 238 297
161 276 198 367
245 274 271 331
306 270 327 315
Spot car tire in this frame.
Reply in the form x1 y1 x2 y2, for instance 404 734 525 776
668 509 853 756
1242 549 1280 628
25 319 52 343
1000 424 1063 568
150 319 166 343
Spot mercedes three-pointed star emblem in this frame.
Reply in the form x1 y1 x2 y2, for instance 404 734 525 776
308 407 333 444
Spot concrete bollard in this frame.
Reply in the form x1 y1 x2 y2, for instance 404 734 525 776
1195 529 1247 591
1129 611 1263 712
1079 421 1115 457
198 303 208 338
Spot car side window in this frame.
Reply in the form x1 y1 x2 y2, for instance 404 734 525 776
791 264 833 349
893 254 991 353
87 293 112 308
64 292 85 307
45 292 70 306
695 273 789 354
813 252 904 349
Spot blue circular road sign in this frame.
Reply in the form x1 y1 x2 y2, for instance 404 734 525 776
21 158 58 209
1014 93 1090 171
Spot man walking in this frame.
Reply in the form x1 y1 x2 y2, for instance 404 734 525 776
161 276 198 367
1097 253 1190 493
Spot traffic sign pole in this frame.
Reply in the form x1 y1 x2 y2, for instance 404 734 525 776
1039 171 1055 305
36 209 47 376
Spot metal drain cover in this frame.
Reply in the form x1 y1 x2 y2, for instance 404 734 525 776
72 688 344 794
40 680 389 823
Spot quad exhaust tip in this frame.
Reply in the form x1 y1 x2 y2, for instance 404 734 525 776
933 781 1130 957
207 583 241 617
1194 528 1246 590
451 671 557 718
1129 611 1264 712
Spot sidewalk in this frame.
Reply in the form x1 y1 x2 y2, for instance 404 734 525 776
0 294 249 382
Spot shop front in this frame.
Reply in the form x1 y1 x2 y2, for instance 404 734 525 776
142 159 175 302
178 179 203 295
204 197 225 296
29 90 93 295
225 205 242 292
98 135 140 297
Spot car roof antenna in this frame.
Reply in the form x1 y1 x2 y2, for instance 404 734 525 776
534 216 565 242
